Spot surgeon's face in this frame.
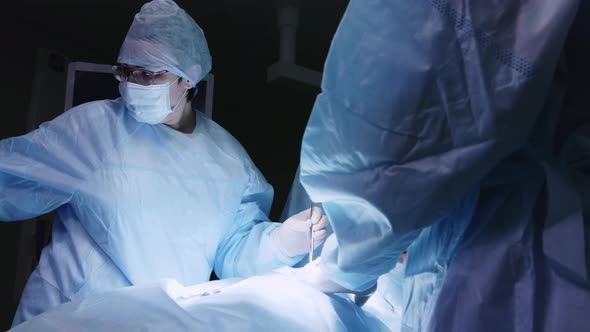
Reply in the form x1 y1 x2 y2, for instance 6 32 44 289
115 63 194 122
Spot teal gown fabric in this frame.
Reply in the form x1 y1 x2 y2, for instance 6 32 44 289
298 0 589 330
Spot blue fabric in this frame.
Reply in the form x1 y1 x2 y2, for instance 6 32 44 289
297 0 589 330
1 101 300 325
279 167 310 223
10 272 389 332
117 0 212 83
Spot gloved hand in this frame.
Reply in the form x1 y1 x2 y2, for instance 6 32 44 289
271 206 328 258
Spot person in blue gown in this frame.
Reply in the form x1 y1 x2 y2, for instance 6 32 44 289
0 0 327 326
291 0 590 330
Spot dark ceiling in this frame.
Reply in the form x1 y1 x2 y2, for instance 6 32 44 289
2 0 349 70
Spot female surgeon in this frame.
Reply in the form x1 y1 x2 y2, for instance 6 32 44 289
0 0 328 326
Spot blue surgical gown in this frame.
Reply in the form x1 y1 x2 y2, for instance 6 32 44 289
0 100 300 325
299 0 589 330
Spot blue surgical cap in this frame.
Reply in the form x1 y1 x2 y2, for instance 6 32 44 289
117 0 212 84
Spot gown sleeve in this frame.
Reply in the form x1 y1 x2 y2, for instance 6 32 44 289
0 109 98 221
213 160 303 278
299 0 577 290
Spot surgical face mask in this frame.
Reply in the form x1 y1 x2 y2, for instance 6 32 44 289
119 79 184 125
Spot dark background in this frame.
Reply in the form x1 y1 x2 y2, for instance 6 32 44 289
0 0 348 328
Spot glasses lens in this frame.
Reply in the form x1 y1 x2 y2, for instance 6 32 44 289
112 66 122 81
112 65 130 82
113 66 169 85
131 70 156 85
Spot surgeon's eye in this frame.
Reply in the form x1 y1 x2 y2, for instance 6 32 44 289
134 70 156 83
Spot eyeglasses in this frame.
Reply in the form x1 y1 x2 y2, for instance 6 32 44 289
112 65 170 85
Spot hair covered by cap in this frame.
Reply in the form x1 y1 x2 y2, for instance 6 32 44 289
117 0 212 84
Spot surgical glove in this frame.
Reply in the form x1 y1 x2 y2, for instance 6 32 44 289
271 206 328 257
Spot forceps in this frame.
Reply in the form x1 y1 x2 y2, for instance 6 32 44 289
308 202 317 264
